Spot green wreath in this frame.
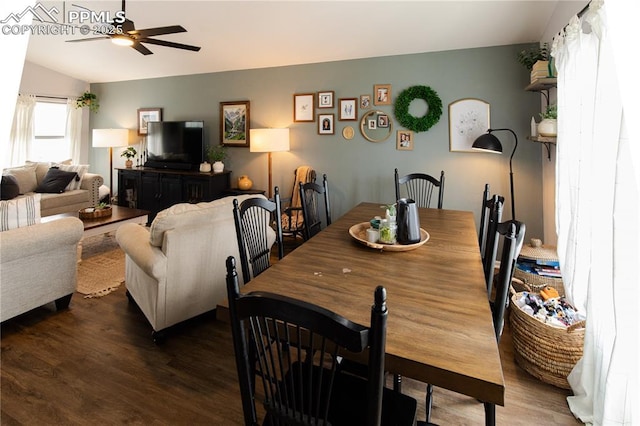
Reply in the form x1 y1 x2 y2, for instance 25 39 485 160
393 85 442 133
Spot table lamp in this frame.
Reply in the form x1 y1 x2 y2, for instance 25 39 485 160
92 128 129 201
472 128 519 219
250 128 290 198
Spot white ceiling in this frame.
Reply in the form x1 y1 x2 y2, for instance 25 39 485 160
24 1 575 83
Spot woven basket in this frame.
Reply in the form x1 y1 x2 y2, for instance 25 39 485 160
509 292 585 389
514 268 565 296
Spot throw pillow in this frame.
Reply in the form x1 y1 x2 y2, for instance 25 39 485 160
0 193 41 231
1 175 20 200
2 163 38 194
35 168 78 193
53 163 89 190
25 161 52 183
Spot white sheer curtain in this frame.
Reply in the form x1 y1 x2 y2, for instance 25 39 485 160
5 94 36 167
66 98 83 163
553 1 638 424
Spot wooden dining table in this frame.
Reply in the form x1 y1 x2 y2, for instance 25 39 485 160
217 202 505 424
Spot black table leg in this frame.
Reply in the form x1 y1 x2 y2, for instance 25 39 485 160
484 402 495 426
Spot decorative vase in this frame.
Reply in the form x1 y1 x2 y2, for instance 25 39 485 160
199 162 212 173
125 159 133 168
212 161 224 173
238 175 253 190
537 119 557 137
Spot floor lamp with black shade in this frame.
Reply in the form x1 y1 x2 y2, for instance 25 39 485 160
472 128 519 219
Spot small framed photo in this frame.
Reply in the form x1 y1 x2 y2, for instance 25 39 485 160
374 84 392 105
368 119 377 130
338 98 358 121
293 93 315 122
377 114 389 128
220 100 250 147
396 130 414 151
137 108 162 135
360 94 371 110
317 91 334 109
318 114 334 135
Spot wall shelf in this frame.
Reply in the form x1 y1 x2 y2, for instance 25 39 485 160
525 78 557 92
527 136 556 160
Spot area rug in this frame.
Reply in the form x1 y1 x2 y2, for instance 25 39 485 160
77 233 125 298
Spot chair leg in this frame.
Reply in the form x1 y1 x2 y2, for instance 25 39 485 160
425 384 434 423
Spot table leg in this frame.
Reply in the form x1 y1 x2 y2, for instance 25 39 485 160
484 402 495 426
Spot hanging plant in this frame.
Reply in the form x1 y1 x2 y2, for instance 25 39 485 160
393 85 442 133
75 91 99 113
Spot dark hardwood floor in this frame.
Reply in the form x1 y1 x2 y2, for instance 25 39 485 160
1 244 582 425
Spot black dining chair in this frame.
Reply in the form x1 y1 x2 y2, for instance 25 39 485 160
424 218 526 425
299 173 331 240
280 166 317 242
478 185 505 293
394 168 445 209
232 187 284 285
225 256 418 426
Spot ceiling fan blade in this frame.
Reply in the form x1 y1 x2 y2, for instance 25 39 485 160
140 38 201 52
130 25 186 38
132 42 153 55
66 36 111 43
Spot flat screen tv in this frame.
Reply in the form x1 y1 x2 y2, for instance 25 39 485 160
145 121 204 170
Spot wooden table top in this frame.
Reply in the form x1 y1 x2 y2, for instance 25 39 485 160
43 205 149 231
217 202 505 406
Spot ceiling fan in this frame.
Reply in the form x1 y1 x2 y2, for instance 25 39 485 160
66 0 201 55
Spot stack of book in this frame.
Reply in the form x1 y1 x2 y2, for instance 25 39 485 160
530 60 556 83
517 256 562 278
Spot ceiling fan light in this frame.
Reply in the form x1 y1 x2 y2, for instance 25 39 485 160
112 35 134 47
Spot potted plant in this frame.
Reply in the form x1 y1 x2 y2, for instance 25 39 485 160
75 92 100 113
120 146 137 168
517 42 555 83
538 104 557 137
206 144 227 173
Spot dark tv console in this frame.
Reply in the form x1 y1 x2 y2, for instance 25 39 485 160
117 167 231 223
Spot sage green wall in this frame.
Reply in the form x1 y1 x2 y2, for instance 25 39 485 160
90 44 544 239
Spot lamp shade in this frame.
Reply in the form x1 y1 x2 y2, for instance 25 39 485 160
92 129 129 148
250 128 290 153
472 132 503 153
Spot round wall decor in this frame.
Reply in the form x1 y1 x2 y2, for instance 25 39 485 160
393 85 442 133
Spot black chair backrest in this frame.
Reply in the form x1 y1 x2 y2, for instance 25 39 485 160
394 168 445 209
299 174 331 240
491 220 526 342
480 192 505 291
232 187 284 284
226 256 388 425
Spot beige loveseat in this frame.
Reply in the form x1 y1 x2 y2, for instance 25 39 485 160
116 194 274 342
2 161 103 217
0 216 84 322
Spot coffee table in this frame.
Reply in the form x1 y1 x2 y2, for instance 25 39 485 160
43 205 149 261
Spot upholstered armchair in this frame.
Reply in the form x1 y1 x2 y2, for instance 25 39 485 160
116 194 273 342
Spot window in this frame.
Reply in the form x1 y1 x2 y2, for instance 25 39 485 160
32 101 69 161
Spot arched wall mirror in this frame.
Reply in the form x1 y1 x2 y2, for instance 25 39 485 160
360 110 393 143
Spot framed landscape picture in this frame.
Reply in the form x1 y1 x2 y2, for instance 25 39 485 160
220 101 250 147
137 108 162 135
293 93 315 122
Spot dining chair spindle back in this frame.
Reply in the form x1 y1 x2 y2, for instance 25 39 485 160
394 168 445 209
225 256 418 426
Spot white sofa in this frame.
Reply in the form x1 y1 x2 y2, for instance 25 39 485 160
0 217 84 322
2 161 103 217
115 194 274 342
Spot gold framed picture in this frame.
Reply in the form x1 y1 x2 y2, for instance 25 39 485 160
338 98 358 121
293 93 315 122
318 114 334 135
137 108 162 135
396 130 414 151
317 91 334 109
374 84 392 105
220 100 250 147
